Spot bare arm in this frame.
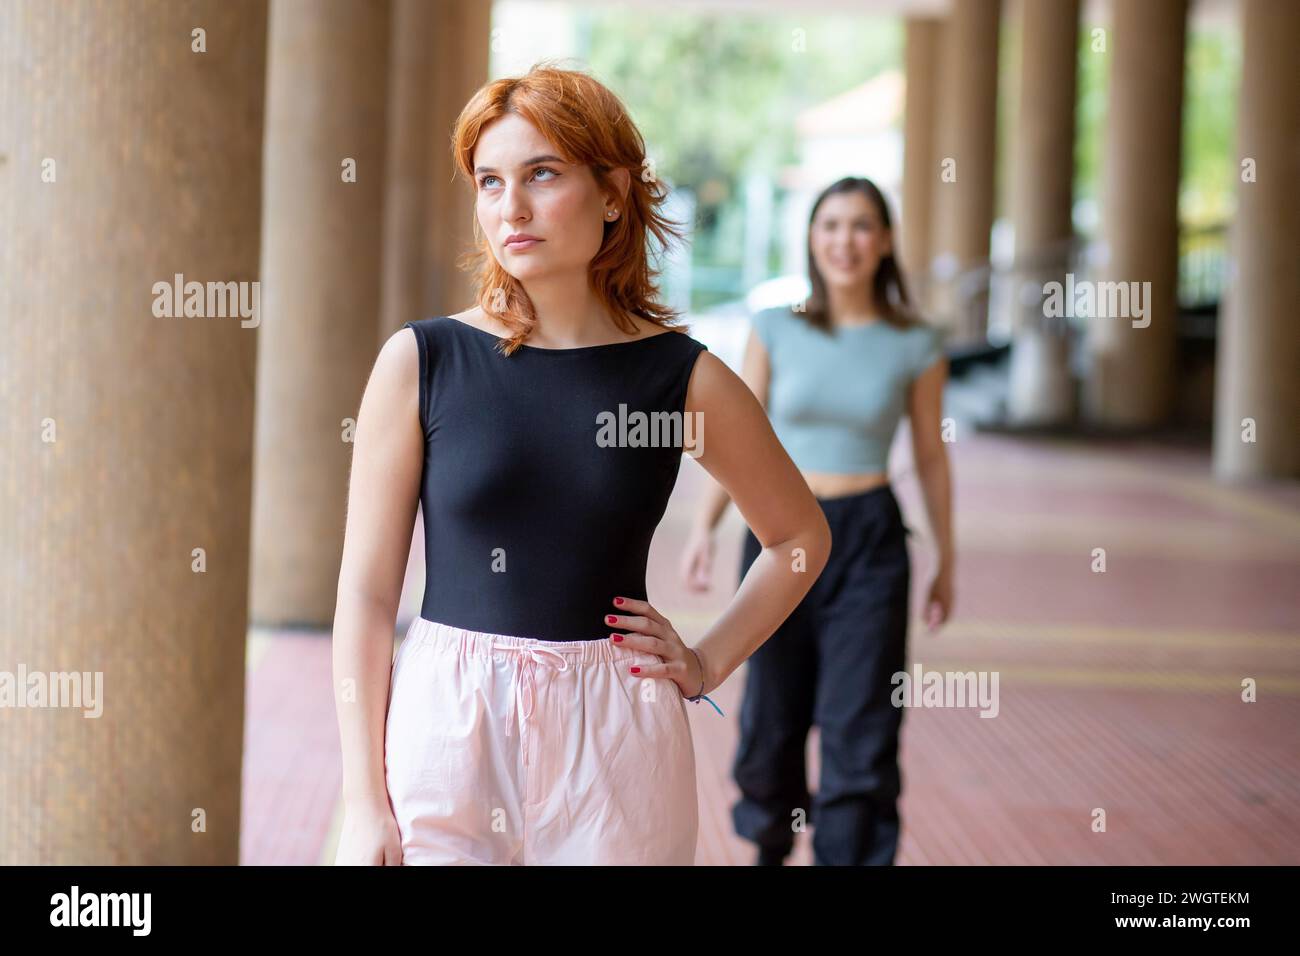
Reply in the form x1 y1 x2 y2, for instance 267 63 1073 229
684 347 832 691
906 355 954 629
332 328 424 805
688 328 770 535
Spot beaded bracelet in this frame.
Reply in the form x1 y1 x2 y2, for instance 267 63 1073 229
685 646 725 716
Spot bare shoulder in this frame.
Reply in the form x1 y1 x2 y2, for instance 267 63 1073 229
380 321 419 358
373 322 420 390
685 349 749 410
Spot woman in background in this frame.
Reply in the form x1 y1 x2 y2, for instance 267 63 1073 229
682 176 954 866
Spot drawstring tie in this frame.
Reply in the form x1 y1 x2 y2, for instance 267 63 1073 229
494 640 571 766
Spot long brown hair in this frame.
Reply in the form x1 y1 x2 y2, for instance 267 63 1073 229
799 176 920 333
451 60 689 355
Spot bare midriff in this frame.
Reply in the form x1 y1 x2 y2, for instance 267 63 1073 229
801 469 890 500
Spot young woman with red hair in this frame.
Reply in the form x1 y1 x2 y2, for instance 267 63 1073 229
331 63 832 866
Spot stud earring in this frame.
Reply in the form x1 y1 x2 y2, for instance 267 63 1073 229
606 208 618 220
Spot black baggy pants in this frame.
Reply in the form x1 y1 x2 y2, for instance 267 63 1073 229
732 483 912 865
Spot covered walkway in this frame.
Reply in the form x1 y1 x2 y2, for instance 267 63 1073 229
242 427 1300 864
5 0 1296 867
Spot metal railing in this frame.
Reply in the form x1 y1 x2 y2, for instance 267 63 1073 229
921 225 1229 349
1178 224 1229 311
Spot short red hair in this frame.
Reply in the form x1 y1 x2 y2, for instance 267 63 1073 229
451 60 688 354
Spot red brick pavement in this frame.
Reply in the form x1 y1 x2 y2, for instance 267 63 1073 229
241 431 1300 865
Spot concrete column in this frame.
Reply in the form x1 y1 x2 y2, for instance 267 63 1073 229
1212 0 1300 479
1083 0 1187 427
425 0 492 314
379 0 438 341
251 0 391 626
1006 0 1079 425
0 0 267 864
902 17 942 303
930 0 1001 337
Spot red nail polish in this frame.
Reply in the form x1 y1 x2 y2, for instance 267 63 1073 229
611 634 623 642
606 615 617 624
630 666 640 674
614 597 624 606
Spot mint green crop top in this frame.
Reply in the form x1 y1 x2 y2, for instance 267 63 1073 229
750 307 945 473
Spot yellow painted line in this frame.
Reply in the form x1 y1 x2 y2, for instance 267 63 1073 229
910 660 1300 695
1158 475 1300 540
944 455 1300 541
945 458 1149 488
946 519 1300 559
928 621 1300 650
1068 455 1300 540
656 613 1300 652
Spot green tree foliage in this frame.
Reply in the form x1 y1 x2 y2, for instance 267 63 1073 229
580 9 900 192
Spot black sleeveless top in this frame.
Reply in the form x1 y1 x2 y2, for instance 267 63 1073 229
402 315 710 641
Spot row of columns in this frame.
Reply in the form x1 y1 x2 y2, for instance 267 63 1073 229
0 0 1293 866
1 0 270 866
253 0 491 629
1004 0 1078 426
931 0 1000 320
1086 0 1187 428
252 0 393 625
253 0 489 626
0 0 491 863
900 0 1297 479
1213 0 1300 479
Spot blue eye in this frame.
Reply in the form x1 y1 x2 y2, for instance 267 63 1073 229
477 167 559 189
